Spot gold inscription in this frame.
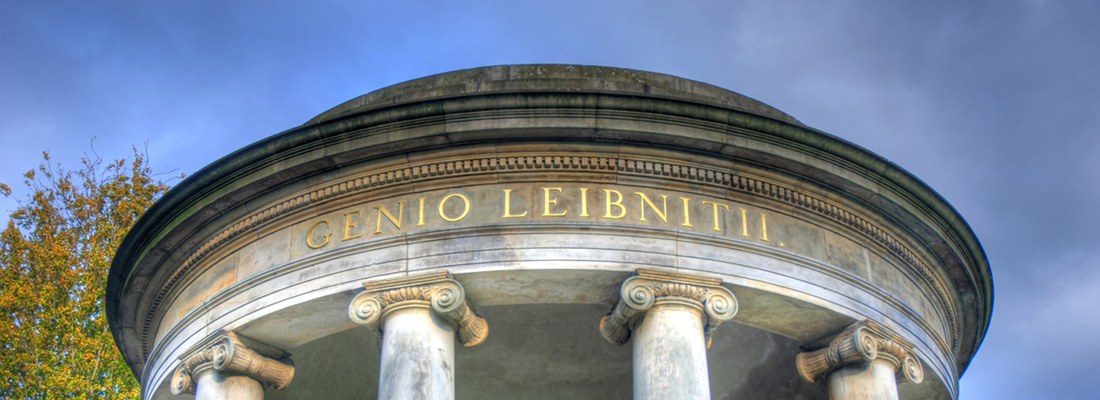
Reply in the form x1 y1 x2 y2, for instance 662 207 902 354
740 208 750 237
701 201 729 232
680 197 693 227
579 188 590 217
373 202 405 234
759 212 769 242
439 193 471 222
343 212 364 241
307 220 331 249
416 197 427 226
502 189 528 218
604 189 626 219
635 192 668 223
542 187 567 217
302 185 793 250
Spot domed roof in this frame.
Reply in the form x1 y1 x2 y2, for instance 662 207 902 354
307 64 803 126
108 65 991 387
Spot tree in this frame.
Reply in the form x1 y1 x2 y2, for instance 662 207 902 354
0 147 175 398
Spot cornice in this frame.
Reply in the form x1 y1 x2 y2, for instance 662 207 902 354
138 152 960 362
108 66 990 379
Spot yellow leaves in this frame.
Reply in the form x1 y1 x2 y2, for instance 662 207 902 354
1 146 170 399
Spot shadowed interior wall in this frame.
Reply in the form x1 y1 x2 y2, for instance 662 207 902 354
265 304 829 400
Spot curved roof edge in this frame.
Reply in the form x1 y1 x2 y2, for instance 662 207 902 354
107 64 991 377
307 64 804 126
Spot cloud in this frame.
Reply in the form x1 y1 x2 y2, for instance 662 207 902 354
2 1 1098 398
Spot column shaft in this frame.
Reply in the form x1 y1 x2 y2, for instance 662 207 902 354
193 368 264 400
378 305 456 400
632 302 711 400
827 359 900 400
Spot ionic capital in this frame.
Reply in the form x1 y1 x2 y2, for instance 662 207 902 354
169 331 295 395
600 269 738 348
348 271 488 347
795 320 924 385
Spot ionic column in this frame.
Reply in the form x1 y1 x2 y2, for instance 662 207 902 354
348 271 488 400
600 270 738 400
170 331 295 400
796 321 925 400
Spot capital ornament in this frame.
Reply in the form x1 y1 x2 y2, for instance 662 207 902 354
348 271 488 347
600 269 738 348
169 331 295 395
795 320 924 384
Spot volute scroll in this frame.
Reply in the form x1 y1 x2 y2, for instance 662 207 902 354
169 331 295 395
347 271 488 347
600 269 739 349
795 320 925 385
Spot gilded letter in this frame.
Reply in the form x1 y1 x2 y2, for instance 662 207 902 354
502 189 528 218
701 201 730 232
759 212 770 242
306 220 331 249
373 202 405 234
417 197 427 226
680 197 693 227
740 208 750 237
635 192 668 223
343 211 364 241
579 188 590 217
439 193 471 222
603 189 626 219
542 187 567 217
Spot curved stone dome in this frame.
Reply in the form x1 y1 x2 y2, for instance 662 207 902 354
307 65 803 126
107 65 991 400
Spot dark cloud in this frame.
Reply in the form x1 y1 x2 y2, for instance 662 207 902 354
2 1 1097 398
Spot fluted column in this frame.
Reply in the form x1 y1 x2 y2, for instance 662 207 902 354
348 271 488 400
796 321 924 400
600 270 738 400
170 331 295 400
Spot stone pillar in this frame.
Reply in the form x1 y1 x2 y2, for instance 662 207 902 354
170 331 295 399
348 271 488 400
796 321 925 400
600 270 738 400
191 367 264 400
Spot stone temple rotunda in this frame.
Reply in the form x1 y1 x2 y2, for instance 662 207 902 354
107 65 992 400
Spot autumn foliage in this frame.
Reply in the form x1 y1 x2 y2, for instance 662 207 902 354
0 149 174 398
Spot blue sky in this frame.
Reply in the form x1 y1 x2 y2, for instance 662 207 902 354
2 1 1098 398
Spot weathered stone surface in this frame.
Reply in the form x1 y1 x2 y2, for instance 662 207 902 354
236 228 291 281
797 321 927 400
194 370 264 400
829 359 901 400
633 304 711 400
825 231 870 280
107 65 991 400
377 308 455 400
261 304 826 400
169 331 294 398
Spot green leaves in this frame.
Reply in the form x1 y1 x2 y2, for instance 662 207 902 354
0 147 172 399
